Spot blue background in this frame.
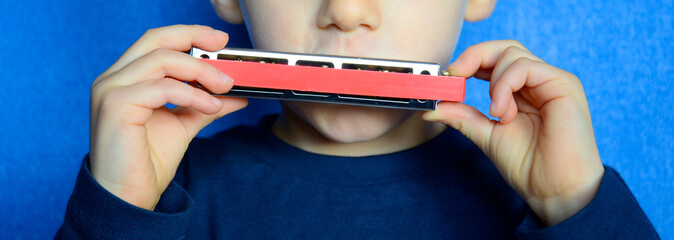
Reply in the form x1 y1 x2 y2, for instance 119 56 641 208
0 0 671 238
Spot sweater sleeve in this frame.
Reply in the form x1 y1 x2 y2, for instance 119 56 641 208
515 166 660 240
55 156 194 240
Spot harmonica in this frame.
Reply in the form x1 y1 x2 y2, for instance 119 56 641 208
190 48 465 110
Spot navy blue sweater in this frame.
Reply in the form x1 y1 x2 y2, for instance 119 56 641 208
57 115 659 239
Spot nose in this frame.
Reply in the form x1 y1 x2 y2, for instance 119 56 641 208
317 0 380 32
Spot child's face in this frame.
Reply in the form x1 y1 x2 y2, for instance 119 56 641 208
221 0 479 143
239 0 466 66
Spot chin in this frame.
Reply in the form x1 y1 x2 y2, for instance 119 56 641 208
284 101 415 144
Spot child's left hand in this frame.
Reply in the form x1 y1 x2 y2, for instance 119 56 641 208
423 40 605 226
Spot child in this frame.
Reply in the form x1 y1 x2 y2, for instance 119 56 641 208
57 0 659 238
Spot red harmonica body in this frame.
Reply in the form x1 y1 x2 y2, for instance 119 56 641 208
191 48 466 110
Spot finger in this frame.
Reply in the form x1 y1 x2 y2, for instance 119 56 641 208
488 46 542 96
496 93 539 125
473 69 493 81
98 25 229 81
488 57 531 121
100 78 225 125
173 96 249 138
422 102 496 152
110 48 234 91
500 95 518 124
489 57 583 123
91 49 234 115
447 40 532 80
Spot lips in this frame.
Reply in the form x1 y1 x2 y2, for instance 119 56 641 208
306 29 387 58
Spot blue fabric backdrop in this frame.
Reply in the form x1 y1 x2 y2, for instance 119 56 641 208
0 0 671 238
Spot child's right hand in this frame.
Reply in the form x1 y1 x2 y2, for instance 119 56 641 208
88 25 248 210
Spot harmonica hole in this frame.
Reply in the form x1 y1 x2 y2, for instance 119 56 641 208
291 90 330 97
420 70 431 75
200 54 210 59
230 86 285 95
337 94 411 104
342 63 413 74
296 60 334 68
216 54 288 64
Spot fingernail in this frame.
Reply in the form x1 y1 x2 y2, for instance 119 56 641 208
213 97 223 106
212 29 226 36
421 111 437 121
212 30 229 43
221 73 234 84
448 58 462 70
489 103 496 117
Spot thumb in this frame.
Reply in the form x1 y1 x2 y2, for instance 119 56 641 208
174 96 249 138
422 101 495 152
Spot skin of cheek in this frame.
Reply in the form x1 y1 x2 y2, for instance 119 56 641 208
240 0 465 143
